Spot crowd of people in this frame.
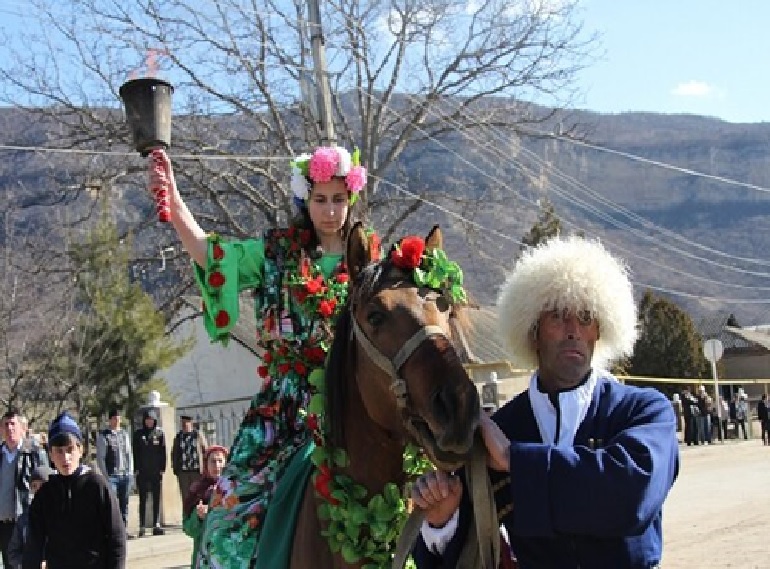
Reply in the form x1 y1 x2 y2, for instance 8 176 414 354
674 386 758 445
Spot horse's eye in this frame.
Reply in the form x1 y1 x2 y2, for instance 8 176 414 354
366 310 386 327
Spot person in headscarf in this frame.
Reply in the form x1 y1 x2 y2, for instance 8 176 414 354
411 236 680 569
183 445 228 568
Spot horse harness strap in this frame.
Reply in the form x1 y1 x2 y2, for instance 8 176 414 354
350 318 446 409
391 436 501 569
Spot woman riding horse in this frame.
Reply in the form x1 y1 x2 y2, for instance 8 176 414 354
150 145 374 566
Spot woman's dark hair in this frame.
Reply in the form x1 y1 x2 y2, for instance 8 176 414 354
289 176 363 256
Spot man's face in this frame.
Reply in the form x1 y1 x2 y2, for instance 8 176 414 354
144 417 155 429
2 415 25 447
50 441 82 476
532 308 599 393
109 415 121 430
181 419 193 432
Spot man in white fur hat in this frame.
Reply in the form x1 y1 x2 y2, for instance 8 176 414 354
411 236 680 569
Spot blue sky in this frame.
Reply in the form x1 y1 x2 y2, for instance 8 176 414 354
577 1 769 123
0 1 767 123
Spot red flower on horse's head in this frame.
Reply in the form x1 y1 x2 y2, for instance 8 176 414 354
391 236 425 270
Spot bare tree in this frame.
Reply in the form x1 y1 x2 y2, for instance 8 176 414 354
0 0 595 326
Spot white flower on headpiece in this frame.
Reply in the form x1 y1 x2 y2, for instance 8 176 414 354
291 164 310 201
334 146 352 177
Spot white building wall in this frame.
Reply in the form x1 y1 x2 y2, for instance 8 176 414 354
160 308 260 408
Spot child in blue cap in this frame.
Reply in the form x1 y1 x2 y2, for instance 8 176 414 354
21 411 126 569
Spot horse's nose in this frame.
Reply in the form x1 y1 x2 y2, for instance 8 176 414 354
431 383 479 453
431 385 455 425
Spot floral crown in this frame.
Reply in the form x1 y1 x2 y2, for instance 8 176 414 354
390 236 467 304
290 146 367 209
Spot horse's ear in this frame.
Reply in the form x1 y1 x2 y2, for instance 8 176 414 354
346 222 370 282
425 225 443 250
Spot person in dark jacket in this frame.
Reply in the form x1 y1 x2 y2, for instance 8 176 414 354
7 464 53 567
0 409 49 569
96 409 134 534
132 409 167 537
171 415 207 505
411 237 679 569
22 411 126 569
758 394 769 445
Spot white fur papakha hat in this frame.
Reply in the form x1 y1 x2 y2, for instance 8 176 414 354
496 236 638 370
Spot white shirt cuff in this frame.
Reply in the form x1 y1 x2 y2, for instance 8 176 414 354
420 509 459 555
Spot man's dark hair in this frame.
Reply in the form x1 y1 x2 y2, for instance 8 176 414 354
2 408 21 420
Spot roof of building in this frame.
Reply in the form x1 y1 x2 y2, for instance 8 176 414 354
694 312 754 350
726 326 770 352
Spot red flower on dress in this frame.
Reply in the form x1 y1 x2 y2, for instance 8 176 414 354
293 288 308 303
294 361 307 375
306 414 319 431
215 310 230 328
305 276 323 294
314 464 339 505
277 363 291 375
391 236 425 269
257 366 269 378
318 299 336 318
208 271 225 288
263 352 273 364
212 243 225 260
335 273 349 284
304 347 325 363
277 346 289 357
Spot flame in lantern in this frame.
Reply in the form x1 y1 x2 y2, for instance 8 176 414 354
128 47 170 80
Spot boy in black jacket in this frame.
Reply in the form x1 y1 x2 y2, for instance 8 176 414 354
22 411 126 569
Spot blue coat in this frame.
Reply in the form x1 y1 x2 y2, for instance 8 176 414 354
415 373 679 569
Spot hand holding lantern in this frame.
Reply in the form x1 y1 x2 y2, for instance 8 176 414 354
119 77 174 223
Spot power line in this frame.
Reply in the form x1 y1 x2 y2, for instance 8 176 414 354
0 144 288 161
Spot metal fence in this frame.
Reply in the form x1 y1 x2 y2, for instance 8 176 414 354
177 396 253 449
176 375 506 449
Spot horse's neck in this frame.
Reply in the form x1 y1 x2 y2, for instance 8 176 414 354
341 378 407 495
343 421 406 494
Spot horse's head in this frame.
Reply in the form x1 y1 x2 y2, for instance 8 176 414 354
327 223 480 471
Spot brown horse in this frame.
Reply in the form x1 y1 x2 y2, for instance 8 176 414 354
289 224 480 568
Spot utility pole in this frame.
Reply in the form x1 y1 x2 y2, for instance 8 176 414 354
307 0 336 146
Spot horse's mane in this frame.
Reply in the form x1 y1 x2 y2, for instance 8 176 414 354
323 260 473 453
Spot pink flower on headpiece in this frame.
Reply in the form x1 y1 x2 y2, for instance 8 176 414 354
308 147 339 183
345 165 367 194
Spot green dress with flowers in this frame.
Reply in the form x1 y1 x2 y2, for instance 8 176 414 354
193 227 349 568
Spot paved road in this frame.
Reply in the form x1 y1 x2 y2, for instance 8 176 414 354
127 439 770 568
662 439 769 568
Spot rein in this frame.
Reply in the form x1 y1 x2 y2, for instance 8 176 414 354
392 436 501 569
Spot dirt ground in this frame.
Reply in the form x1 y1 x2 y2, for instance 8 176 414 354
662 439 770 568
130 438 770 568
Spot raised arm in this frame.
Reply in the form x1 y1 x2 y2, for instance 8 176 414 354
149 148 207 267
